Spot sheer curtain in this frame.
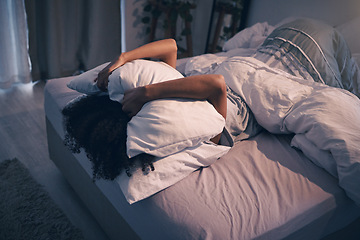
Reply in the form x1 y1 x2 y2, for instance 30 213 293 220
25 0 121 81
0 0 32 89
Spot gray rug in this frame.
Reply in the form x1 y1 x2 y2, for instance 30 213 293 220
0 158 84 240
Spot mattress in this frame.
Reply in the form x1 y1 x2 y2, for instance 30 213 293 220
44 76 360 240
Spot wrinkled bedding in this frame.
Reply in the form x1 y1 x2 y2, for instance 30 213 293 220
187 54 360 205
184 18 360 206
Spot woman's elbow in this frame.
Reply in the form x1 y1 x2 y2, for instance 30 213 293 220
213 74 226 95
207 74 227 106
163 38 178 68
208 74 227 121
166 38 178 52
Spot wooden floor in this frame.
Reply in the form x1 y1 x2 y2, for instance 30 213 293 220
0 81 109 240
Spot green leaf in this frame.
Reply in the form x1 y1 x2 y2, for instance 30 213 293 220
152 9 162 18
144 4 152 12
142 16 150 24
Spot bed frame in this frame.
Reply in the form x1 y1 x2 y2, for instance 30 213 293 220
46 115 360 240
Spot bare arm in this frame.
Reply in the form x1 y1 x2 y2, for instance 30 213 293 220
122 74 227 144
96 39 178 91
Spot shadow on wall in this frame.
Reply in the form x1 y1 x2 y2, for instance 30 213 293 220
246 0 360 26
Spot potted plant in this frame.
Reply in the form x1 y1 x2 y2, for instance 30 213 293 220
141 0 197 57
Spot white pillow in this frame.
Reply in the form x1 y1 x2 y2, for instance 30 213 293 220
127 98 225 158
117 141 230 204
67 62 109 95
107 60 225 158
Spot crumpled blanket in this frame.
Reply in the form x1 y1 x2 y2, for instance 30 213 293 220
212 56 360 205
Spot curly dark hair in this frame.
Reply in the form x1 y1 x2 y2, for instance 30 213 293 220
62 94 155 180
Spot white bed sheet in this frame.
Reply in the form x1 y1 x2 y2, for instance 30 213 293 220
44 76 360 239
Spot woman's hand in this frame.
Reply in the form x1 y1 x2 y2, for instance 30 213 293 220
121 74 226 144
121 74 227 119
94 39 177 92
95 67 111 92
95 54 127 92
121 87 148 118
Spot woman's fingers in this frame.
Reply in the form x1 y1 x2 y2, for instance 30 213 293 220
122 87 147 117
96 69 110 92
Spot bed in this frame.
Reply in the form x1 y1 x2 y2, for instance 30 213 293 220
45 15 360 240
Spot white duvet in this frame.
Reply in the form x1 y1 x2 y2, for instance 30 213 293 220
188 55 360 205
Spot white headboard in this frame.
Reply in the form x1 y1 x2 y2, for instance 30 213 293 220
246 0 360 27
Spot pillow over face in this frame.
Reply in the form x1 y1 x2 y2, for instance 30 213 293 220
126 98 225 158
107 60 225 158
67 59 226 158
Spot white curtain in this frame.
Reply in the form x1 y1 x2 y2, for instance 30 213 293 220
0 0 32 89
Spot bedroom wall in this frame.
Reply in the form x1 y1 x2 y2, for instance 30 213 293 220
246 0 360 27
122 0 360 56
122 0 213 56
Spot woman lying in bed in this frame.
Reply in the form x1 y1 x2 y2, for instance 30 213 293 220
63 18 359 181
63 38 262 180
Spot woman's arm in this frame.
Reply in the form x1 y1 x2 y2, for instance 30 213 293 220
96 39 178 91
122 74 227 144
